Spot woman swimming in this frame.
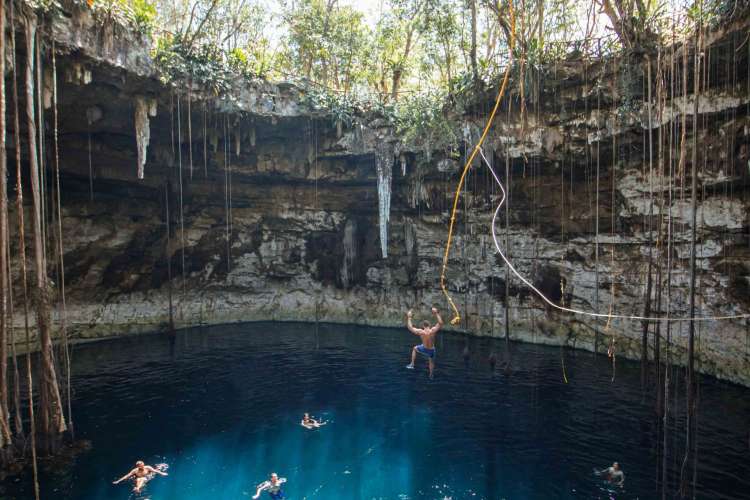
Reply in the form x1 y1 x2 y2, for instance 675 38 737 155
252 472 287 499
301 412 327 429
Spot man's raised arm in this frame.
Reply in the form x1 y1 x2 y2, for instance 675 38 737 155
252 482 269 499
431 307 444 333
113 469 136 485
406 310 420 335
146 466 168 477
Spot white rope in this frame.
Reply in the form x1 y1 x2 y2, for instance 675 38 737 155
478 148 750 322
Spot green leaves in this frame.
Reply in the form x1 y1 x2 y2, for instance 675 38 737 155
152 33 231 92
84 0 157 35
395 89 458 156
284 0 373 93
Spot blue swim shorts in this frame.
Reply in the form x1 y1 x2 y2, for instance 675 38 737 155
269 490 285 500
416 344 436 359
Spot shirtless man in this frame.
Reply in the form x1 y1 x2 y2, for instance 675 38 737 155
301 412 327 430
252 472 287 499
405 307 443 377
596 462 625 487
113 460 168 493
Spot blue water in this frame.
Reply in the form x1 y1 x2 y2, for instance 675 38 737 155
2 322 749 499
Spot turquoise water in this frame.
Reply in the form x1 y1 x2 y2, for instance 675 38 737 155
3 322 749 499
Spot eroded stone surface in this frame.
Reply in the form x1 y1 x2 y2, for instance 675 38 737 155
5 4 750 388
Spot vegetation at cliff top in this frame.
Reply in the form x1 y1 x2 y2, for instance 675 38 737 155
80 0 743 152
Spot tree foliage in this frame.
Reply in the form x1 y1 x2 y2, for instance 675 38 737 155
79 0 737 152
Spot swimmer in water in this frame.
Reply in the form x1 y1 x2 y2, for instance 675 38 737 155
301 412 327 429
252 472 287 499
405 307 443 377
112 460 168 493
596 462 625 487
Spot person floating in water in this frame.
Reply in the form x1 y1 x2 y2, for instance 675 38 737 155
252 472 287 499
405 307 443 377
112 460 168 493
596 462 625 487
301 412 327 429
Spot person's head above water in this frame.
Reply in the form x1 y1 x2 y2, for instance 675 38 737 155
136 461 145 468
270 472 279 483
612 462 620 470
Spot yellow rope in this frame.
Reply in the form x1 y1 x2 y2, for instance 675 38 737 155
441 0 516 326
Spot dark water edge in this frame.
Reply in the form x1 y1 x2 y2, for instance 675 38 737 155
0 321 748 499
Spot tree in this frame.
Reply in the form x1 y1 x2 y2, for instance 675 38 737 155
283 0 372 92
23 11 67 448
594 0 665 49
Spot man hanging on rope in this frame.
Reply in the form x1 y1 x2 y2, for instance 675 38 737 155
405 307 443 377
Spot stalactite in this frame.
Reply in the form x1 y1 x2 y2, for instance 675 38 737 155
404 219 416 262
134 97 150 180
0 0 13 452
170 90 174 160
187 81 193 179
177 93 186 300
341 219 357 288
375 144 394 259
223 114 231 272
165 184 174 332
13 2 40 493
228 119 233 237
86 111 93 200
51 40 73 437
203 102 208 178
23 11 67 445
234 120 241 157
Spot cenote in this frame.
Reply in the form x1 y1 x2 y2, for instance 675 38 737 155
3 1 750 499
2 322 749 499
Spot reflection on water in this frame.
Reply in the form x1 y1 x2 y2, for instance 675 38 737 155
2 322 749 499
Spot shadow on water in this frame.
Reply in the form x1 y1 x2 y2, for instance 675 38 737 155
2 321 749 499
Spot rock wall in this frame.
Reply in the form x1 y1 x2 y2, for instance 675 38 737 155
6 4 750 384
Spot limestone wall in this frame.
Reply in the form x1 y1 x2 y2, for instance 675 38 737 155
6 5 750 385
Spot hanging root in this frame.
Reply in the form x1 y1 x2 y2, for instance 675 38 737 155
441 0 516 326
606 303 616 382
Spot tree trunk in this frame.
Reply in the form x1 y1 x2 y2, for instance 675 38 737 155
12 3 39 494
23 13 67 447
0 0 14 452
391 24 416 101
470 0 478 83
